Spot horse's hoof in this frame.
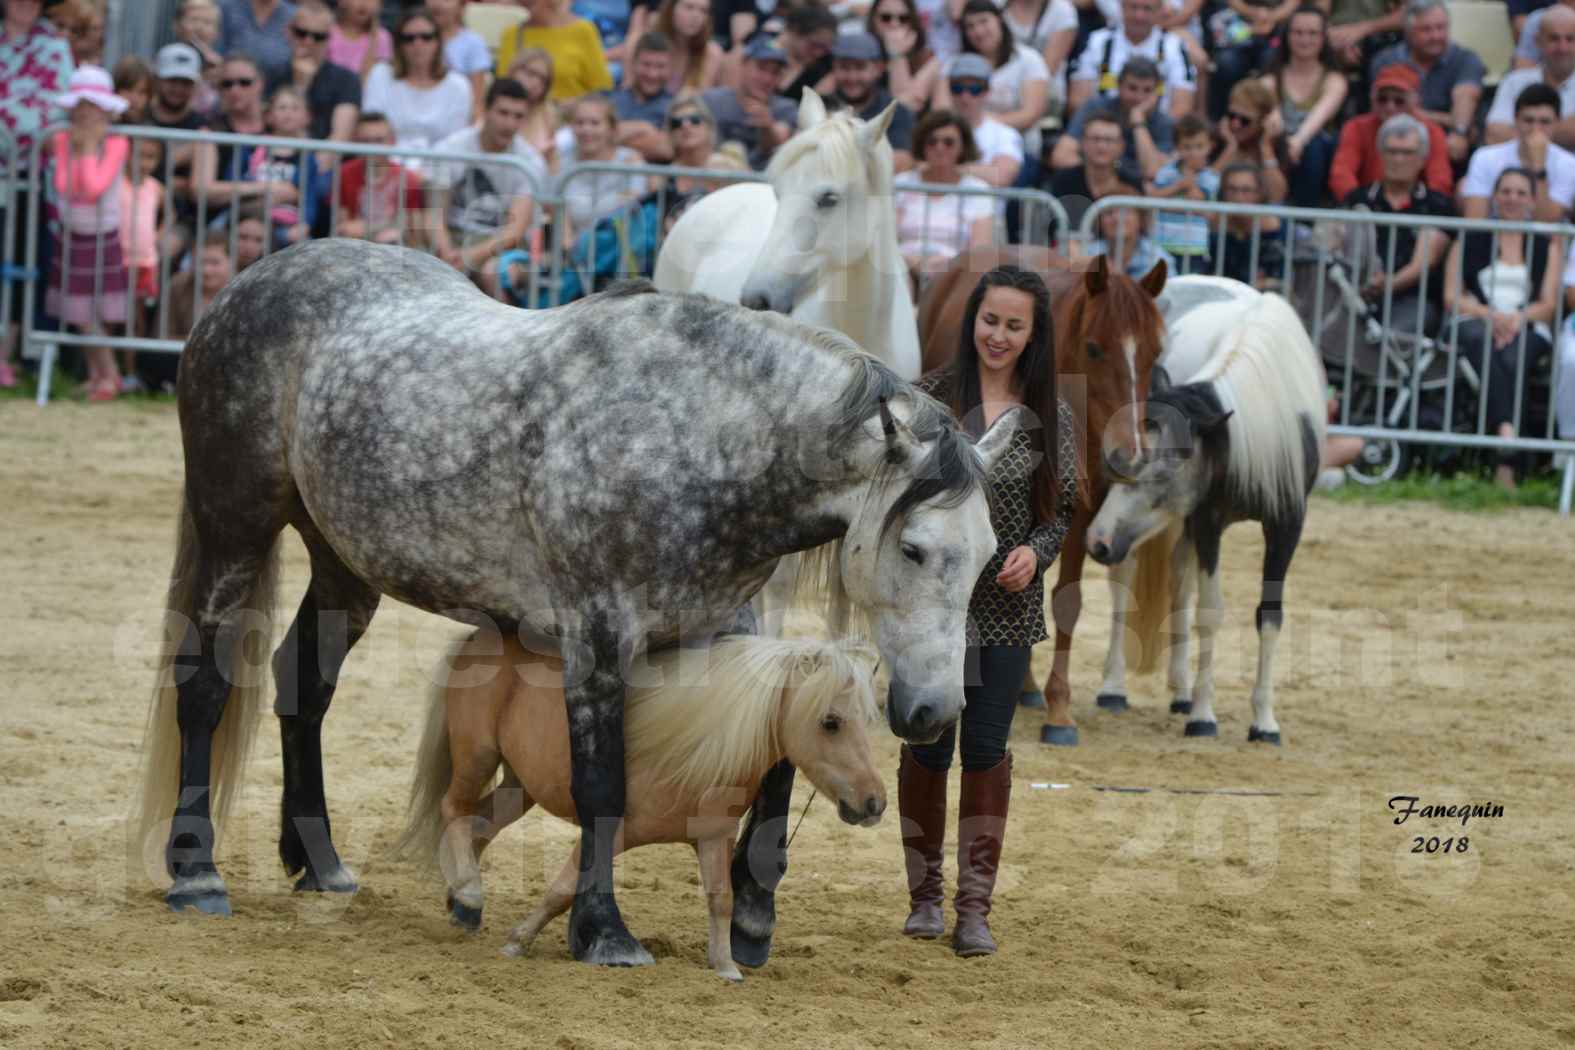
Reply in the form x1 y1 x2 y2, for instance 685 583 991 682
717 967 745 984
446 893 482 931
500 941 524 959
574 927 655 967
1169 699 1192 715
1183 720 1218 738
1017 690 1047 709
1095 693 1129 713
1247 727 1282 746
1039 723 1079 747
167 873 231 916
293 864 358 894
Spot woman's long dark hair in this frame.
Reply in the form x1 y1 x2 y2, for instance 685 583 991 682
943 265 1061 523
960 0 1016 68
1264 5 1335 80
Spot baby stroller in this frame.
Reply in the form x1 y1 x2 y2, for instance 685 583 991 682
1287 209 1478 484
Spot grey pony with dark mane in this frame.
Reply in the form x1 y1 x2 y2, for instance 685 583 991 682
133 238 1012 968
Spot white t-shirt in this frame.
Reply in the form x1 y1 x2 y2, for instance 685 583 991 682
443 29 494 75
1094 0 1201 39
364 65 475 154
557 144 648 229
1485 66 1575 130
1071 25 1197 100
429 125 550 236
894 169 995 258
998 0 1076 54
915 0 962 59
970 115 1025 164
1460 138 1575 211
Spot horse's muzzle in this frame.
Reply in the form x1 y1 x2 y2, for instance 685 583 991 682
838 795 886 827
886 682 959 744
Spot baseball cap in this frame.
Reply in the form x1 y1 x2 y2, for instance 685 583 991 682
948 53 993 82
1372 62 1420 95
745 37 788 63
832 32 883 62
157 42 203 82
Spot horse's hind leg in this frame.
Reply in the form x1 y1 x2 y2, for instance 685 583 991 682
1247 515 1304 746
272 527 381 892
503 847 583 958
728 758 796 968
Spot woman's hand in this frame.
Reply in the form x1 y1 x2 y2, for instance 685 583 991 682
1263 107 1284 142
1491 310 1522 349
1286 133 1305 166
996 545 1037 592
880 23 917 58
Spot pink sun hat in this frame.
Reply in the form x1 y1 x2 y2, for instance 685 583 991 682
54 66 130 117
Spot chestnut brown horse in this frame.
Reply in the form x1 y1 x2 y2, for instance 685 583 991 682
916 247 1168 746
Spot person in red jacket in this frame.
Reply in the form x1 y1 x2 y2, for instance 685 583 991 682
1327 62 1454 200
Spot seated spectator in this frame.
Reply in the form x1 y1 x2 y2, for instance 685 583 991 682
1052 57 1172 183
1442 167 1562 490
933 0 1050 160
64 0 107 69
1260 5 1347 207
507 49 563 167
162 228 235 345
653 96 749 227
895 110 997 279
640 0 724 93
364 8 474 154
112 55 155 124
333 111 426 244
496 0 614 101
1489 6 1575 149
945 53 1025 186
150 44 209 196
701 38 797 171
1370 0 1482 166
1214 79 1288 203
1510 0 1555 41
1207 0 1294 122
610 32 677 164
270 0 360 142
1147 113 1218 265
427 0 490 115
1513 0 1573 70
191 54 274 225
771 4 839 103
1328 62 1452 200
217 0 295 85
1068 0 1198 121
172 0 224 115
1046 105 1130 235
430 79 548 296
1077 201 1176 278
1205 161 1286 289
1342 113 1454 333
998 0 1077 118
1556 238 1575 442
1326 0 1404 72
826 32 916 172
869 0 942 114
558 97 649 236
1461 83 1575 221
328 0 391 82
246 85 321 245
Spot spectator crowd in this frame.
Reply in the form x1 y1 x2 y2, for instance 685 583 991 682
0 0 1573 468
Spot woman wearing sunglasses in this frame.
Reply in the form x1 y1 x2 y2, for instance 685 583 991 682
934 0 1051 156
1213 78 1288 203
363 7 474 154
866 0 940 113
193 55 293 226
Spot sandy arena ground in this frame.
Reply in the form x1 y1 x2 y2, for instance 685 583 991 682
2 401 1573 1049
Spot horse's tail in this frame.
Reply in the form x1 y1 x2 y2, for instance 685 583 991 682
132 496 280 881
398 637 467 870
1123 521 1177 675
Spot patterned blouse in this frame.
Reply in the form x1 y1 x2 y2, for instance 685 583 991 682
0 20 72 175
917 370 1080 647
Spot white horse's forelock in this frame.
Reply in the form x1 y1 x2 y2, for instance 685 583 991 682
767 108 895 199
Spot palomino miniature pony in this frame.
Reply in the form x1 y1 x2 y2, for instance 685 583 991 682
653 89 919 380
916 248 1168 745
1087 292 1326 743
134 238 1015 969
403 633 884 982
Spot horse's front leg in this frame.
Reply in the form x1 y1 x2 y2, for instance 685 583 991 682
1248 515 1305 746
1096 556 1137 712
728 758 796 968
503 847 582 958
1183 517 1225 738
563 631 653 966
698 836 743 982
1040 537 1085 746
1167 534 1197 715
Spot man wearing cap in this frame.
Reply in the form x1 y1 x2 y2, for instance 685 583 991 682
608 32 677 163
825 32 914 172
1369 0 1484 164
1067 0 1196 120
269 0 358 142
1487 5 1575 149
149 43 209 200
701 37 797 170
945 53 1023 188
1328 62 1453 200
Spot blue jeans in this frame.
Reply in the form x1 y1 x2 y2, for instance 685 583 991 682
1289 130 1337 209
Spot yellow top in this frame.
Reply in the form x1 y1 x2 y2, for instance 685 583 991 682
496 19 613 100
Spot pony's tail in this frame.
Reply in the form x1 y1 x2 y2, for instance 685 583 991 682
1123 521 1177 675
397 636 467 870
132 497 279 883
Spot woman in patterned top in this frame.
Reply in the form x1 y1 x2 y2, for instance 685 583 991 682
902 264 1078 958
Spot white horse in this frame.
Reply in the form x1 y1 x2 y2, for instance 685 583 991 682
653 89 920 380
1087 291 1326 742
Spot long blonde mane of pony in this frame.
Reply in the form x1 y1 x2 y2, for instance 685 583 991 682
625 637 879 796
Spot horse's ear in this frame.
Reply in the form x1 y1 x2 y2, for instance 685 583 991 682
858 101 898 153
1194 408 1234 436
1149 365 1172 396
1139 257 1167 297
1085 253 1108 295
799 88 828 131
974 406 1024 474
877 395 916 463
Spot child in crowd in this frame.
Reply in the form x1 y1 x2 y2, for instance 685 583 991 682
172 0 223 116
334 112 426 245
331 0 393 81
161 228 234 348
119 137 169 384
246 86 320 247
112 56 154 124
1147 114 1219 272
47 67 131 403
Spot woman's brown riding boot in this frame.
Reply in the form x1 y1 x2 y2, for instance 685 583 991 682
952 752 1011 957
897 745 948 939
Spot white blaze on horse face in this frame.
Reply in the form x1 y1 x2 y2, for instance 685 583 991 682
1124 335 1140 453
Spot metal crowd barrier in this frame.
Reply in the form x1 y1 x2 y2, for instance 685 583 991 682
1 129 19 377
1080 195 1575 516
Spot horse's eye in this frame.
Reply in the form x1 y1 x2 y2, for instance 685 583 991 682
820 714 843 733
815 191 841 209
1143 417 1162 437
900 542 925 565
1087 341 1104 360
